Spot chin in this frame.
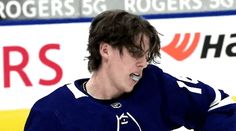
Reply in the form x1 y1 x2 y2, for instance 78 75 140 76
125 85 135 93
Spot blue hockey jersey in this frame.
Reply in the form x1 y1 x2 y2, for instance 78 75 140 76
24 64 236 131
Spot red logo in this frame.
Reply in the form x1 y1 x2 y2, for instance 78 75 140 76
161 33 200 61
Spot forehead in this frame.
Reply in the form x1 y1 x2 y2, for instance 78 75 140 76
136 34 150 51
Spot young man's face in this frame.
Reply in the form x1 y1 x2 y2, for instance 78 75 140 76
106 35 150 93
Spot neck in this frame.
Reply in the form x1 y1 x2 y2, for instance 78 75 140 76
85 70 123 100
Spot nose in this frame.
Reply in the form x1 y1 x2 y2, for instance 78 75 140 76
136 56 148 69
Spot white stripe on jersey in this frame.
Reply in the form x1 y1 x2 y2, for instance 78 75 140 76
67 83 88 99
209 87 222 108
208 96 235 111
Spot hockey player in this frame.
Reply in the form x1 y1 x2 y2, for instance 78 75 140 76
25 10 236 131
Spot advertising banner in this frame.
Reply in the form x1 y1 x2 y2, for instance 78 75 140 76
1 0 236 20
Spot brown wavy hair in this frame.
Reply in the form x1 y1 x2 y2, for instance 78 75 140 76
87 10 161 72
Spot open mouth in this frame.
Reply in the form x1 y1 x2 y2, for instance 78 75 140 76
130 73 141 82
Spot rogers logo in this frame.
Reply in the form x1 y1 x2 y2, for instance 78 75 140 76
161 32 236 60
2 44 63 88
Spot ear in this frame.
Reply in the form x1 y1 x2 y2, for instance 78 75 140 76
99 42 110 60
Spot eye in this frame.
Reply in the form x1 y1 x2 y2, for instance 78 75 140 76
127 46 144 58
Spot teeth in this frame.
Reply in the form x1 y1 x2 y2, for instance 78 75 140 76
130 73 141 82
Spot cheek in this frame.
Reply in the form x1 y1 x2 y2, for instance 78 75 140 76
112 62 128 78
